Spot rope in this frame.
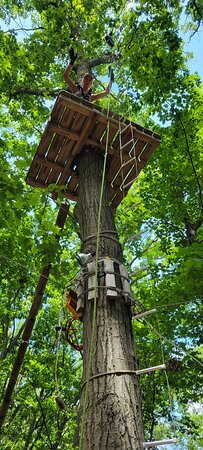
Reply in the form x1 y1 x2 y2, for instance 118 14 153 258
131 292 203 368
79 66 112 450
155 312 176 434
55 306 64 397
81 369 139 388
142 317 203 369
83 230 117 242
83 233 121 246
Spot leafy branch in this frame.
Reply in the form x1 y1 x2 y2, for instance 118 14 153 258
176 111 203 214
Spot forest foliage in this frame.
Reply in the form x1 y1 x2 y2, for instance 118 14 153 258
0 0 203 448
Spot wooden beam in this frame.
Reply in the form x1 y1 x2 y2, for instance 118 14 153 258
71 112 96 158
49 123 80 141
27 177 46 188
58 95 93 117
62 190 79 201
49 122 106 150
136 364 166 375
57 92 161 145
35 155 78 180
143 439 178 448
35 155 64 171
86 138 106 149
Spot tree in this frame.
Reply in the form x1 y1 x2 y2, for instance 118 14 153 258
0 0 202 448
74 149 143 448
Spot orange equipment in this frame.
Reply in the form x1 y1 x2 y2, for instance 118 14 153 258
65 317 83 354
65 289 79 320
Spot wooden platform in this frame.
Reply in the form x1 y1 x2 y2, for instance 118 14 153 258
26 90 161 209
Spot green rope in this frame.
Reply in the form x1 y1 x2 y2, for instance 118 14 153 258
55 305 64 396
79 95 111 450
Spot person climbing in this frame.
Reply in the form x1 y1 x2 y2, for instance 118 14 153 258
64 48 114 102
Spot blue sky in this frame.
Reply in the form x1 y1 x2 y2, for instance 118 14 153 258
0 11 202 82
182 25 203 81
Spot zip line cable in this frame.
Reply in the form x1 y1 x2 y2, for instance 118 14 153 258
132 290 202 367
142 317 203 369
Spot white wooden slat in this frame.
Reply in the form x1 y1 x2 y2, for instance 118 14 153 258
87 261 96 301
143 438 178 448
136 364 166 375
119 264 132 304
104 259 117 298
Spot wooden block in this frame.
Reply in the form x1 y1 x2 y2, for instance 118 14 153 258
119 264 132 305
76 279 85 318
87 261 96 301
104 258 117 298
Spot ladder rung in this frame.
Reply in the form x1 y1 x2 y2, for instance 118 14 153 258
132 309 156 320
120 123 132 135
122 171 139 190
143 438 178 448
136 364 166 375
120 139 134 150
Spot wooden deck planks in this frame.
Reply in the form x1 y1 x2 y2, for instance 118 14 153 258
26 91 160 209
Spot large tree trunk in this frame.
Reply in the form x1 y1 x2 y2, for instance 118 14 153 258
75 147 143 449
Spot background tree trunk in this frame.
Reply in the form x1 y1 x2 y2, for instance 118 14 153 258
75 147 144 449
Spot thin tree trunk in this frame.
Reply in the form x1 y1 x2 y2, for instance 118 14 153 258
23 415 38 450
75 148 143 449
0 203 69 430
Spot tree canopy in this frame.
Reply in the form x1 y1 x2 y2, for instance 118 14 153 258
0 0 202 448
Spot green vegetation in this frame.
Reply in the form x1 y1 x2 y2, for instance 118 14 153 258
0 0 202 448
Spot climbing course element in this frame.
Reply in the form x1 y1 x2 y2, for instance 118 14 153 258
65 317 83 354
26 91 160 210
132 308 157 319
143 438 178 448
136 364 166 375
65 288 80 320
70 257 135 322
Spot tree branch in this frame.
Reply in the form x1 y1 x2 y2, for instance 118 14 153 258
176 111 203 214
89 53 117 69
130 239 157 266
126 231 145 242
32 386 53 449
188 0 202 41
149 378 156 441
131 265 150 276
3 27 44 34
9 88 60 99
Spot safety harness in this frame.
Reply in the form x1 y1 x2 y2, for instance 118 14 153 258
76 84 92 101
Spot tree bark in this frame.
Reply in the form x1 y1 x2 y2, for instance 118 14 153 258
75 147 143 449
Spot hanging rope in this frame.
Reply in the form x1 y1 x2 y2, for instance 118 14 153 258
65 317 83 354
155 312 176 434
55 306 64 397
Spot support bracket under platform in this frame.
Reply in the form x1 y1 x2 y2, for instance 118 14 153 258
26 91 161 209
